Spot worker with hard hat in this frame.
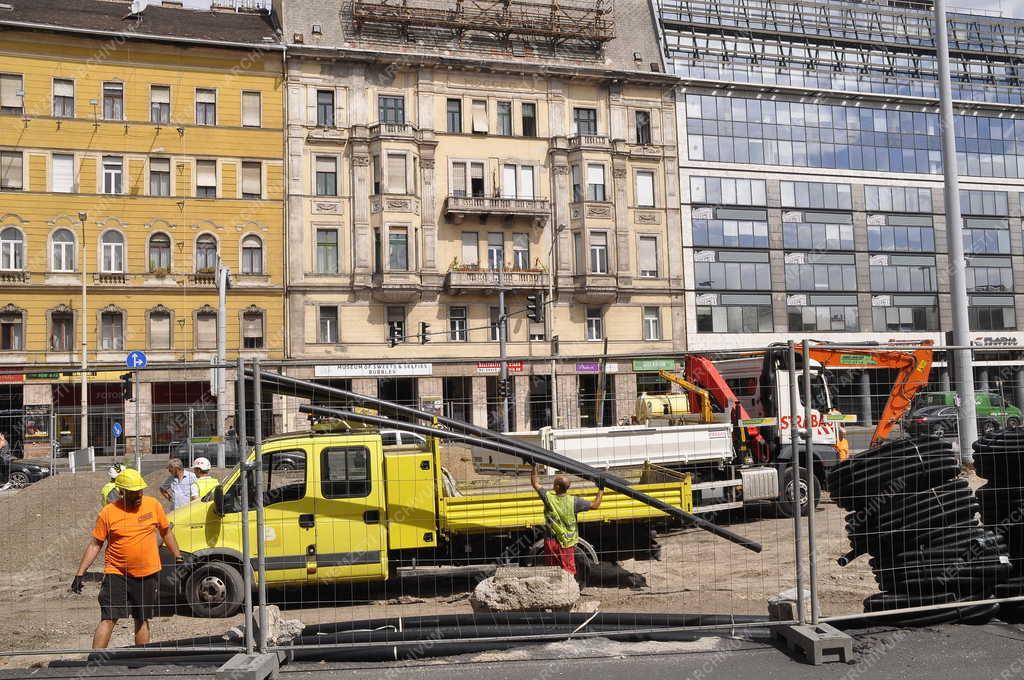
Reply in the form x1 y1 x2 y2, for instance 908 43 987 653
100 464 125 506
191 457 219 498
71 468 188 649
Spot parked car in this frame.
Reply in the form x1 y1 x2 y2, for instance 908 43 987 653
905 391 1022 438
6 459 50 487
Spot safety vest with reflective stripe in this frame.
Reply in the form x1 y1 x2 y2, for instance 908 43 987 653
195 476 219 499
100 481 118 506
542 492 579 548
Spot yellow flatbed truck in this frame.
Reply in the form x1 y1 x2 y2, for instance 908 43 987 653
164 428 691 617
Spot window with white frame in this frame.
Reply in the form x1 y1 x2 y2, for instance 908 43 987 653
149 309 171 350
386 306 405 343
195 160 217 197
149 157 170 196
586 164 606 201
0 227 23 271
149 233 170 271
102 156 123 194
53 79 74 118
241 161 262 199
51 311 73 351
501 164 536 199
242 309 264 349
195 88 216 125
0 74 23 114
378 95 405 124
638 235 658 278
101 231 124 273
449 306 468 341
635 170 655 207
51 228 75 272
642 306 661 340
471 99 488 133
589 232 608 274
573 107 597 136
102 82 123 120
317 89 335 127
446 98 462 133
0 151 22 190
316 228 339 273
150 85 170 124
195 233 218 271
52 154 74 193
241 234 263 274
487 232 504 270
512 233 529 269
386 153 407 194
496 101 512 136
241 91 261 127
319 306 339 343
0 310 23 351
450 161 485 198
571 164 581 202
388 227 409 271
460 231 479 267
315 156 337 196
586 307 604 340
100 310 124 350
196 309 216 349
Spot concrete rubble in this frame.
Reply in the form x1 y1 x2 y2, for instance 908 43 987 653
223 605 305 645
471 566 580 612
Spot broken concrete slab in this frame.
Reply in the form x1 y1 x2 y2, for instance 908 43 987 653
471 566 580 612
223 605 305 646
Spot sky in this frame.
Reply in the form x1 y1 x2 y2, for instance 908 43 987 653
962 0 1024 16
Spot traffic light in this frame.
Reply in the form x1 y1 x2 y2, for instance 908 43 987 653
526 292 544 322
120 372 133 402
419 321 430 345
550 334 560 356
496 377 509 400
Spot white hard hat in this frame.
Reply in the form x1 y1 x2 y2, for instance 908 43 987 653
192 457 211 472
108 463 125 479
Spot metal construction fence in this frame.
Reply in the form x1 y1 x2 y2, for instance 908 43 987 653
0 341 1022 666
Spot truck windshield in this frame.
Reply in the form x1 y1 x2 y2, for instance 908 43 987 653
811 372 832 413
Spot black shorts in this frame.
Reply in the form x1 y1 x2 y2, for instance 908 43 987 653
98 573 160 622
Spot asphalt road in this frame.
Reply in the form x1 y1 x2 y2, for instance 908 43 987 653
14 623 1024 680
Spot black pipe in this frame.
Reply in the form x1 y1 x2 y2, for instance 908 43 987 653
298 403 763 553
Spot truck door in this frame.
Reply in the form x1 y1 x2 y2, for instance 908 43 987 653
248 447 314 585
311 442 388 581
775 370 836 446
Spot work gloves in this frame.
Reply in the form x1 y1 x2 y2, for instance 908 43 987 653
70 575 84 594
595 477 606 491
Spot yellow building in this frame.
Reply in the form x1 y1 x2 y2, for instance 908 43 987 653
0 1 284 455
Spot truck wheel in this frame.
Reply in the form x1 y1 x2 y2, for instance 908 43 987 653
1007 417 1021 429
776 467 820 518
186 561 244 618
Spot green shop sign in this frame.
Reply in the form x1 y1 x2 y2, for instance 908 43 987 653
632 358 676 372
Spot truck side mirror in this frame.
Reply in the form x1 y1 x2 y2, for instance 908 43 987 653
212 485 225 517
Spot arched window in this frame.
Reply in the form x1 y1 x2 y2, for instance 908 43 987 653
241 234 263 274
196 233 218 271
100 230 124 273
149 233 171 272
0 227 23 271
51 229 76 272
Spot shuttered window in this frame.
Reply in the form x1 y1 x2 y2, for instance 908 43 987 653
196 160 217 197
386 154 407 194
520 166 535 199
461 232 478 265
586 164 605 202
196 312 216 349
52 154 74 193
451 162 467 197
195 88 217 125
149 157 170 196
315 156 337 196
471 100 488 133
242 311 264 349
470 162 484 197
241 91 261 127
636 170 655 207
53 79 74 117
0 74 23 112
638 236 658 278
149 311 171 350
241 161 262 198
150 85 170 124
501 164 517 198
1 151 23 190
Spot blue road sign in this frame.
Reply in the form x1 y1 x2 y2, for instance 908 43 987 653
126 350 148 370
111 422 123 439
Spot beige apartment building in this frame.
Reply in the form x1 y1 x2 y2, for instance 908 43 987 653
277 0 681 431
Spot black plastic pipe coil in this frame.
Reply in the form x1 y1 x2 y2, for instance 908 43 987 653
973 429 1024 622
826 435 1008 625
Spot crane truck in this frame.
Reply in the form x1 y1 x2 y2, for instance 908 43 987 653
533 342 934 516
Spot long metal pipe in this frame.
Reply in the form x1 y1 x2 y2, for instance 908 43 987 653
235 357 253 657
801 340 819 624
934 0 978 463
787 341 804 625
251 359 268 652
290 400 762 553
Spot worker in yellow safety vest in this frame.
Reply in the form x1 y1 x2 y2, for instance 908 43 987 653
191 457 219 499
100 464 125 506
530 464 604 575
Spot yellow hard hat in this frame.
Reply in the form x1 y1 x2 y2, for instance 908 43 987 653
115 468 147 491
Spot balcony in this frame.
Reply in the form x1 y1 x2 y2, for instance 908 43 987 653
0 271 29 284
189 270 217 286
306 127 348 145
446 267 549 293
572 273 617 304
444 196 550 227
93 272 127 285
567 134 610 150
370 271 422 303
369 122 417 139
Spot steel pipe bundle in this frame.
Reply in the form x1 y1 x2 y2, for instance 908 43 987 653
827 436 1007 624
973 429 1024 622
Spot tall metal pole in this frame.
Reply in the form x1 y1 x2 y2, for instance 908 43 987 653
235 357 253 657
935 0 978 462
133 371 141 471
251 357 268 652
548 226 559 429
787 341 805 624
78 213 88 454
802 340 819 624
498 259 510 432
216 262 229 469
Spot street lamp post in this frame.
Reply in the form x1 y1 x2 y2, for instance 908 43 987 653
78 211 89 454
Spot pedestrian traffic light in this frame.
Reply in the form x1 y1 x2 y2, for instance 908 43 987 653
419 321 430 345
120 372 133 402
526 292 544 322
